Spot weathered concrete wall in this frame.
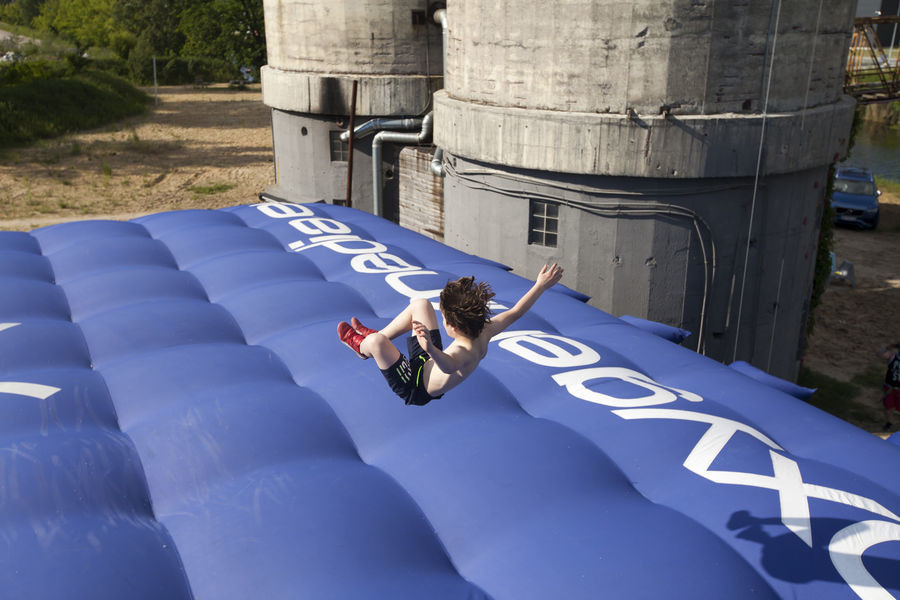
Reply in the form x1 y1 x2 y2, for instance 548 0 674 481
399 147 444 241
268 111 402 219
435 0 856 177
265 0 441 75
443 157 826 378
262 0 443 116
269 112 353 205
262 69 442 117
435 92 855 177
444 0 853 116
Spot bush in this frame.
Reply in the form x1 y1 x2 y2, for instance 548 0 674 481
0 54 131 86
108 30 136 61
0 69 149 148
807 164 835 335
888 102 900 127
127 53 233 85
0 57 69 85
0 6 23 25
88 56 129 78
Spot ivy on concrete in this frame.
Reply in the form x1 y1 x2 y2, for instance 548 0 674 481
806 107 864 335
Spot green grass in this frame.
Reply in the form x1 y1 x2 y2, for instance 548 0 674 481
121 130 159 154
799 365 885 426
0 70 150 149
190 183 235 195
798 366 862 421
875 175 900 195
0 20 41 40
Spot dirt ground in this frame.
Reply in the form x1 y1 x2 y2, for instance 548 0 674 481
0 84 897 437
0 84 274 229
803 202 900 438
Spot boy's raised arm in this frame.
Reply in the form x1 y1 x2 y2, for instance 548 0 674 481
484 263 563 338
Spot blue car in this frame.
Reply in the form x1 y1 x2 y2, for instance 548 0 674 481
831 166 881 229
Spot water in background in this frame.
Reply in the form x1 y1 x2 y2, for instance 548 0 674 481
844 121 900 181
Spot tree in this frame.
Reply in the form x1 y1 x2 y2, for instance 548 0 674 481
35 0 122 52
0 0 45 26
7 0 46 26
178 0 265 69
113 0 186 57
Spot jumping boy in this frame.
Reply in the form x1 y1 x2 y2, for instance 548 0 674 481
337 263 564 406
880 341 900 431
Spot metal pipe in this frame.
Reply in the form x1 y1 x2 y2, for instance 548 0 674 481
429 10 449 180
340 118 422 143
345 80 358 207
430 147 444 177
372 113 434 217
434 8 447 70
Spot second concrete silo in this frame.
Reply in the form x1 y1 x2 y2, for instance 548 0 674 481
433 0 855 378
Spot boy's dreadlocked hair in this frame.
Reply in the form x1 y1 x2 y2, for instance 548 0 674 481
440 276 495 339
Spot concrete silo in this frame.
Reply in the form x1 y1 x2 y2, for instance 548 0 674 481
261 0 443 222
433 0 856 378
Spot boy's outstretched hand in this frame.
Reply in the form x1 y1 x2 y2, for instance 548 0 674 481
536 263 564 291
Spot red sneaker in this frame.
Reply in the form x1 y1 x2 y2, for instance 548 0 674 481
337 321 368 359
351 317 379 337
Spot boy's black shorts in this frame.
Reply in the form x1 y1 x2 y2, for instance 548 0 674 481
381 329 444 406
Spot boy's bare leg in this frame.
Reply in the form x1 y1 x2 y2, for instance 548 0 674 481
360 299 439 370
379 298 439 340
359 333 402 370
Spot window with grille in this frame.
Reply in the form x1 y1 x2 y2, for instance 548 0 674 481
528 200 559 247
329 131 349 162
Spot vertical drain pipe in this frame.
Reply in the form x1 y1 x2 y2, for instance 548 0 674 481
431 7 448 178
372 112 434 218
345 80 358 207
341 117 423 217
434 7 448 67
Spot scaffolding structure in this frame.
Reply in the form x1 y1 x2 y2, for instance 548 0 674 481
845 16 900 104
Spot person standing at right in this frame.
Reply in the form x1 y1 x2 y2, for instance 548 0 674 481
880 342 900 431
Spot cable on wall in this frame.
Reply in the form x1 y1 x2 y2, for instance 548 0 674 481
445 161 719 354
731 0 783 364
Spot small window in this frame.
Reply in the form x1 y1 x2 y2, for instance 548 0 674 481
329 131 349 162
529 200 559 247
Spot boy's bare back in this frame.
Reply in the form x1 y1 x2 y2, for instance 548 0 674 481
415 263 563 397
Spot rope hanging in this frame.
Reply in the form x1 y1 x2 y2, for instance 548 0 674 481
731 0 783 363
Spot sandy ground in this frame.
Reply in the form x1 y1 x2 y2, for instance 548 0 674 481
0 84 274 229
0 84 897 436
803 204 900 437
0 29 35 46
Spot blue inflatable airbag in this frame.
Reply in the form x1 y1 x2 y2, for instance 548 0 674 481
0 202 897 600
